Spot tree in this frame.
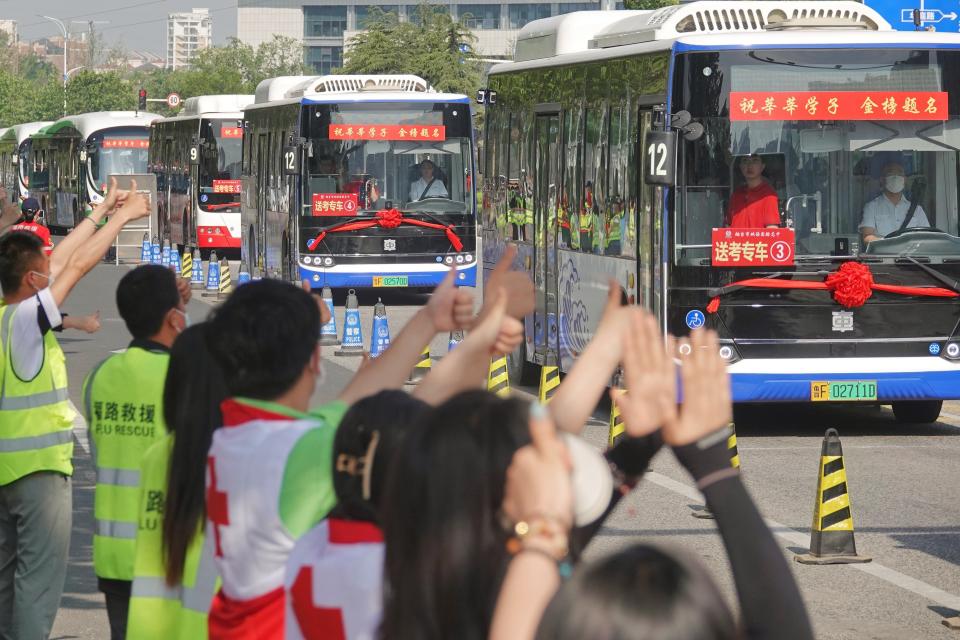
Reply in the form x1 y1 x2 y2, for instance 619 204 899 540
65 71 133 114
19 55 56 83
342 3 482 96
623 0 678 10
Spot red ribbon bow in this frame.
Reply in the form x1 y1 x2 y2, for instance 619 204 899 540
307 208 463 252
707 261 959 313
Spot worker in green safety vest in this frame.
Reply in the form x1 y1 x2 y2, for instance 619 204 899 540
579 181 596 251
0 178 150 639
606 196 624 255
83 264 190 639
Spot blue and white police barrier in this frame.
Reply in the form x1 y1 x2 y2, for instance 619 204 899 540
335 289 364 356
319 285 339 346
205 251 221 293
370 298 391 358
161 240 171 268
169 246 181 274
448 330 464 353
140 233 151 263
238 260 251 286
190 248 204 287
150 237 162 265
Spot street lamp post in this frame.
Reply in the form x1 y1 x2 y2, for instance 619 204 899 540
40 15 68 116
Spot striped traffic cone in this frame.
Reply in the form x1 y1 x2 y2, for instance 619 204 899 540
795 429 871 565
406 346 431 383
218 258 233 297
538 358 560 404
607 372 626 448
180 245 193 279
693 422 740 519
487 355 510 398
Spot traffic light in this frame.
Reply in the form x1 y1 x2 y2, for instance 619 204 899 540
138 88 147 111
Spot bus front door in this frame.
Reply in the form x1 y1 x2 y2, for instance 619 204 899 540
533 112 561 364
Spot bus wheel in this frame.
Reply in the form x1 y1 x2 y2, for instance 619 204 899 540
892 400 943 424
506 343 537 387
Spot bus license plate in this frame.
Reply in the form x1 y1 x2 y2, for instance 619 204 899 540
811 381 877 402
373 276 408 287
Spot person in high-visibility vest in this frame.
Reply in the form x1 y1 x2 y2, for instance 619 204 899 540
127 325 222 640
579 182 595 252
605 196 624 256
0 178 150 639
82 264 190 639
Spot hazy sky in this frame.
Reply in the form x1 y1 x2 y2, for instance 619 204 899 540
8 1 238 57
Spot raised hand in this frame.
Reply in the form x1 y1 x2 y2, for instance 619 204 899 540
301 279 331 326
116 179 149 221
614 311 678 438
176 277 192 306
464 287 524 357
426 267 475 331
485 244 534 320
662 329 732 446
99 177 122 214
79 311 101 334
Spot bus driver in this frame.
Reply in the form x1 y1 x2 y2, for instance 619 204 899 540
409 159 448 202
727 154 780 229
859 162 930 243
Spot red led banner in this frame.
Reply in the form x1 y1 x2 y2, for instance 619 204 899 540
220 126 243 138
312 192 359 216
328 124 445 141
102 139 150 149
212 179 242 194
730 91 948 121
712 227 795 267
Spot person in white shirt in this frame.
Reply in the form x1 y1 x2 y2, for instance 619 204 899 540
408 159 448 202
860 162 930 243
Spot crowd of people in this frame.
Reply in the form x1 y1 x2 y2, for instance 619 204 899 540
0 178 814 640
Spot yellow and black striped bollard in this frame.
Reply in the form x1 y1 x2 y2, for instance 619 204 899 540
406 346 432 384
487 356 510 398
181 246 193 280
218 258 233 297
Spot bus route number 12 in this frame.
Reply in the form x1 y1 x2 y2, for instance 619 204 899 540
643 131 677 187
283 145 300 176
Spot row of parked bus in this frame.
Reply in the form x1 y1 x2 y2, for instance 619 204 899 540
0 74 479 290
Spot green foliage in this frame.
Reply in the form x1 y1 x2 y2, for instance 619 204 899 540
623 0 678 10
342 3 482 96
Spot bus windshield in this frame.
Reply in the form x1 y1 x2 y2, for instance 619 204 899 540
198 117 243 212
303 102 473 215
673 49 960 264
88 127 150 193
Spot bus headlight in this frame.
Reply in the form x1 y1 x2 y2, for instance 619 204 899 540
718 341 741 365
466 254 474 263
445 256 454 265
944 341 960 360
324 257 334 267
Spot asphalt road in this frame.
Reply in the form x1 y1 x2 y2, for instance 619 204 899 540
50 262 960 639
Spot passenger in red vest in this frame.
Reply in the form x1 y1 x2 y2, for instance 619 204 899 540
9 198 54 255
727 154 780 229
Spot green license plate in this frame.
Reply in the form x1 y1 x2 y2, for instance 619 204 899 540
811 380 878 402
372 276 408 287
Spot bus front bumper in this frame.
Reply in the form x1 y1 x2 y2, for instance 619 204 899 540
298 262 477 289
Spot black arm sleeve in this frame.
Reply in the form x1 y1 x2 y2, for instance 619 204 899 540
674 437 814 640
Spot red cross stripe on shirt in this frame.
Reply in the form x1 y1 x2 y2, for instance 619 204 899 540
290 566 347 640
206 456 230 558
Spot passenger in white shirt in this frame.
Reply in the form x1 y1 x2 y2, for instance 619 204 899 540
860 162 930 243
409 159 448 202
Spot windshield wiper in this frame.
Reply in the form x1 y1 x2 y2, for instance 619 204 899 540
900 255 960 294
707 271 829 298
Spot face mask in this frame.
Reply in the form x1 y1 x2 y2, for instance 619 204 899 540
29 270 53 291
884 175 906 194
173 308 190 332
560 433 615 527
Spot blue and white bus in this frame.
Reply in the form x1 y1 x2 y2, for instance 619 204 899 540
484 1 960 423
242 74 478 288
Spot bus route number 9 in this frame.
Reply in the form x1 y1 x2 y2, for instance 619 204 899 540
283 145 300 176
643 131 677 187
189 144 200 166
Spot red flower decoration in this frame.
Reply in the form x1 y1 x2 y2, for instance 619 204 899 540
377 208 403 229
706 297 720 314
825 262 874 308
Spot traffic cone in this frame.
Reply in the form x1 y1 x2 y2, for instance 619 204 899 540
693 422 740 519
369 298 391 358
487 355 510 398
161 239 171 267
140 233 151 263
218 258 232 296
190 248 204 288
203 250 220 296
795 428 871 565
406 346 431 383
447 330 463 353
150 236 162 264
335 289 364 356
180 245 193 279
170 245 182 275
607 372 626 448
538 358 560 404
238 260 251 285
319 286 339 346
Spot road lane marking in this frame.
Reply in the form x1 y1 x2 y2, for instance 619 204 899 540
645 471 960 612
70 400 90 455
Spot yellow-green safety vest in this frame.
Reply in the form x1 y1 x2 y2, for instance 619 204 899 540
607 213 623 245
0 303 74 486
83 345 169 580
127 436 219 639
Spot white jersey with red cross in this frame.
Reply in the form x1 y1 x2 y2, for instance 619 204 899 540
206 398 346 617
284 518 384 640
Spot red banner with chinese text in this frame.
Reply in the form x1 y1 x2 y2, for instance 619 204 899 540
730 91 948 121
328 124 446 141
712 228 795 267
220 126 243 138
102 139 149 149
212 180 242 194
312 193 359 216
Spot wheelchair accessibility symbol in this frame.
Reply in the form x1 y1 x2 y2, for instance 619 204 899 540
685 310 705 330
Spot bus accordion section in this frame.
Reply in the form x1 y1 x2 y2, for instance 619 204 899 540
242 74 478 289
28 111 160 232
149 94 253 255
484 1 960 422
